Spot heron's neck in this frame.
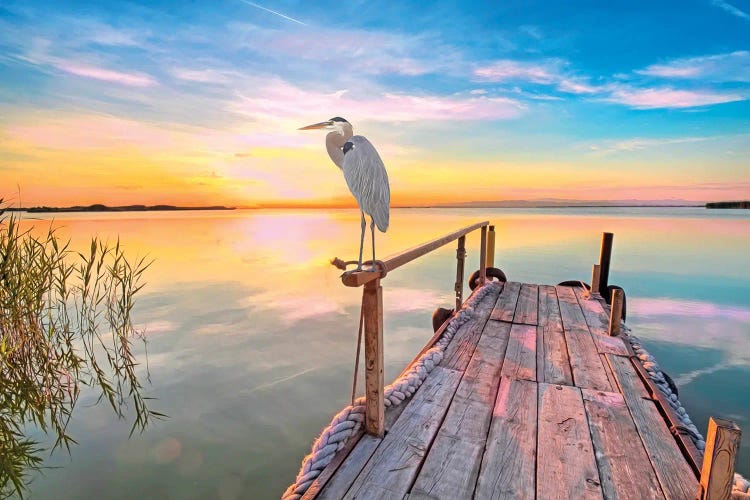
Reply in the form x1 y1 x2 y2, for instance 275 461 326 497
326 129 352 170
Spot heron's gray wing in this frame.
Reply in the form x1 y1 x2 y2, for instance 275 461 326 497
342 136 390 232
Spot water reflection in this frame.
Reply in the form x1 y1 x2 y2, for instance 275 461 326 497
19 207 750 498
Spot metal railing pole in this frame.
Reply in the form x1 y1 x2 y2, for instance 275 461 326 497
455 236 466 310
479 226 487 285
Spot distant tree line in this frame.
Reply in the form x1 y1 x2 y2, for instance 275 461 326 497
705 201 750 209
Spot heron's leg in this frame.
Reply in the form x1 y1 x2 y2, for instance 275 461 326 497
370 216 376 270
357 211 366 271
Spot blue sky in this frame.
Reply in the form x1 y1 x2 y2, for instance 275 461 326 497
1 0 749 205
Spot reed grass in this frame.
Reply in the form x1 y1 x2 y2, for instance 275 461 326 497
0 205 162 498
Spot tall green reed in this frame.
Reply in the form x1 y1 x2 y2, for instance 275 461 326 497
0 205 162 498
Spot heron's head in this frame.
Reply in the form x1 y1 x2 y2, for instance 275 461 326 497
298 117 350 135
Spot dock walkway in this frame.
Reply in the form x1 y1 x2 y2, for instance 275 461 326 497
307 281 699 499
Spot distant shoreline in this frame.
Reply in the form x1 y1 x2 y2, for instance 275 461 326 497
402 204 704 209
5 202 748 212
6 204 236 213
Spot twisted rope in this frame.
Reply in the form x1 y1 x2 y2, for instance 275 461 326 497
624 325 749 496
281 282 500 500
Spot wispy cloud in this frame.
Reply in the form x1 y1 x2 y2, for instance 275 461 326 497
237 0 307 25
55 62 157 87
587 136 709 156
557 79 600 94
474 59 605 96
603 87 744 109
229 24 463 77
711 0 750 20
170 67 240 84
473 59 562 83
636 51 750 82
230 78 525 123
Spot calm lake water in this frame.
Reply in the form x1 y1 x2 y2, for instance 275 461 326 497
21 207 750 498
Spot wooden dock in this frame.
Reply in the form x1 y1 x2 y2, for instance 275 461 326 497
306 282 698 499
286 222 745 500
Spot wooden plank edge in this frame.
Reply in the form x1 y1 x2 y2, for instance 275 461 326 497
597 291 703 476
624 353 704 477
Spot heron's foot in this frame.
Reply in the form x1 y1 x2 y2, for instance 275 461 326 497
340 264 363 278
363 260 388 277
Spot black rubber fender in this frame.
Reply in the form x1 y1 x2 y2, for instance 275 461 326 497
432 307 454 333
557 280 591 289
468 267 508 291
662 370 678 397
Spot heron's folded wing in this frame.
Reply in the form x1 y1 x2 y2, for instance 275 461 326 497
342 136 390 232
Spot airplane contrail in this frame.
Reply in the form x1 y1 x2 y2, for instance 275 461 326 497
238 0 307 26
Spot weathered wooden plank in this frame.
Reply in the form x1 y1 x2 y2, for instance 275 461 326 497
490 281 521 322
581 388 665 499
537 383 603 500
574 286 608 336
556 285 590 332
475 378 538 500
574 287 630 356
441 285 502 371
563 329 613 392
538 286 573 386
410 320 512 499
513 284 538 325
557 286 613 392
343 367 464 499
608 354 699 499
500 323 536 382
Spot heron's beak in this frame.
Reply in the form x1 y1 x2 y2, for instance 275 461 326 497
298 121 332 130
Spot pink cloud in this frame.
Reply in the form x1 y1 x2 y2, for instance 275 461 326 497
636 51 750 82
637 65 702 78
557 79 600 94
54 62 157 87
604 87 744 108
231 78 524 122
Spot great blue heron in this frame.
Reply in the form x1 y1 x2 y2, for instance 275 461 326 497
299 117 390 271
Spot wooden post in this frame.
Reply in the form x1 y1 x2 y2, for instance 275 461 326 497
599 232 613 294
455 236 466 310
590 264 601 295
486 225 496 268
363 279 384 437
479 225 487 285
699 417 741 500
608 288 624 336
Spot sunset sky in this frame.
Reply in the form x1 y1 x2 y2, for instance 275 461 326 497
1 0 749 207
